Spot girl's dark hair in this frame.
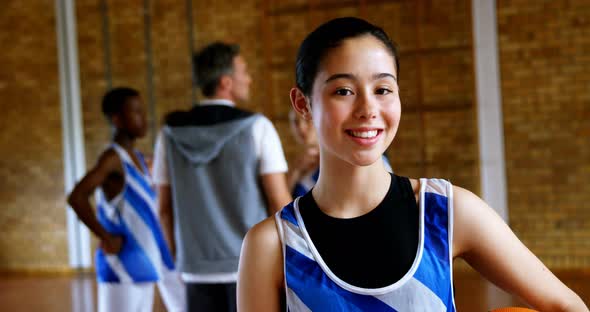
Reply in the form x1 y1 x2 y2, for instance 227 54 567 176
101 87 139 119
295 17 399 97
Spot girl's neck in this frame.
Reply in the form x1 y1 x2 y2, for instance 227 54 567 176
312 153 390 219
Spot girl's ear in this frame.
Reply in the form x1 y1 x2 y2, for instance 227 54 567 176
290 87 312 120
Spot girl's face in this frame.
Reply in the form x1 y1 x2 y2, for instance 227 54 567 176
309 34 401 167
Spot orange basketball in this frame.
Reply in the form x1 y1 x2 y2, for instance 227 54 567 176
490 307 538 312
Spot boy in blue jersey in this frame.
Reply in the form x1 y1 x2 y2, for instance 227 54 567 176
67 87 185 312
237 18 588 311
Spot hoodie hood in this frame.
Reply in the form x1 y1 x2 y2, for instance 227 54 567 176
163 114 258 165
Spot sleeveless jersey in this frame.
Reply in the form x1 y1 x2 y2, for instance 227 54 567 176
95 144 174 283
276 178 455 311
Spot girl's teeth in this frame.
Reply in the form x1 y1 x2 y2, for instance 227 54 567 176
350 130 378 138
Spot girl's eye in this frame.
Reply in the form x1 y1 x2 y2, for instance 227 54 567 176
376 88 393 95
334 88 353 96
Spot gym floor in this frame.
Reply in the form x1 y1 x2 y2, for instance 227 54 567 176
1 269 588 311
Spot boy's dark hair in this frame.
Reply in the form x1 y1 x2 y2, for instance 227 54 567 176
295 17 399 97
101 87 139 120
193 42 240 97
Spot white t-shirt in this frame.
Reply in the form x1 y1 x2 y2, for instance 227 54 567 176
152 99 288 283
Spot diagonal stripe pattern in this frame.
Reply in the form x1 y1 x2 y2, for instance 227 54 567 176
276 179 455 311
95 144 174 283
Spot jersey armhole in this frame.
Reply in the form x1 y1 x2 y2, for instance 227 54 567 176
274 211 289 312
105 145 130 208
446 180 457 309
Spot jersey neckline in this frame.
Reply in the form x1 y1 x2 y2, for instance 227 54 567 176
112 143 150 177
292 178 427 296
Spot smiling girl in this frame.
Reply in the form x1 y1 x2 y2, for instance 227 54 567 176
237 17 588 312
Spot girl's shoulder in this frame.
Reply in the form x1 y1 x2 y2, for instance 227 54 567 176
242 215 284 267
244 216 281 248
240 215 284 290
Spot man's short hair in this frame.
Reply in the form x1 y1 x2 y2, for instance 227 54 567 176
193 42 240 97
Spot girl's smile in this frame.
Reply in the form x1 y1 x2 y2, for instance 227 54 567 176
345 127 384 147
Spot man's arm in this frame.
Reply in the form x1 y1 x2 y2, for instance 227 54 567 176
153 130 176 258
255 116 293 215
261 172 292 215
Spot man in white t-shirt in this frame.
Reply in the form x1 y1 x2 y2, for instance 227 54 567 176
152 42 292 311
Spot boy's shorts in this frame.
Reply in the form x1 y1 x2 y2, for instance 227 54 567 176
98 282 154 312
98 269 185 312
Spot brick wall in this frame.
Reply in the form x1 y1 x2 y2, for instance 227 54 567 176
2 0 586 271
498 0 590 268
0 1 68 271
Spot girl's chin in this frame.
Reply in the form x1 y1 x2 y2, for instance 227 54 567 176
346 154 383 167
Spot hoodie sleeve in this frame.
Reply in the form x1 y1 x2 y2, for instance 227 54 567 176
152 131 170 185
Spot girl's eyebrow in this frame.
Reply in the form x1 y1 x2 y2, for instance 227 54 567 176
325 73 355 83
373 73 397 82
325 72 397 83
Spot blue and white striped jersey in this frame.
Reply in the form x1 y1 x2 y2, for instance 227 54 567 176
276 178 455 311
95 144 174 283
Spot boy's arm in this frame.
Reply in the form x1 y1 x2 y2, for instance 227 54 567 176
158 185 175 259
67 149 123 254
453 186 588 312
261 172 292 215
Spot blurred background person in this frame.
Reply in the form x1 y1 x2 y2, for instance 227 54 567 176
153 42 292 311
67 87 185 312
